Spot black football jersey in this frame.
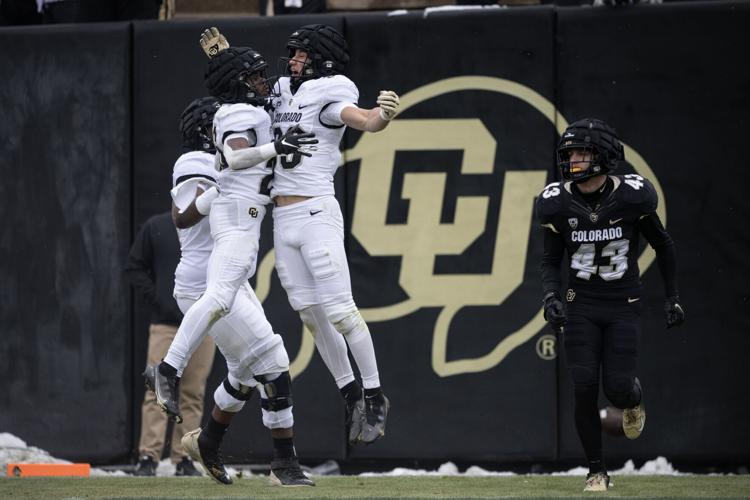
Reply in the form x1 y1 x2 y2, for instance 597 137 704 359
536 174 658 300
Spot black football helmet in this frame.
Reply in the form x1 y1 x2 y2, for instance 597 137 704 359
179 96 220 153
284 24 349 91
204 47 271 105
557 118 624 182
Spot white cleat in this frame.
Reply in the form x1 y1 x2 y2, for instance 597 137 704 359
584 472 610 492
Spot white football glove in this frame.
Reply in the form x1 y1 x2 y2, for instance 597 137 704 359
200 27 229 59
377 90 400 121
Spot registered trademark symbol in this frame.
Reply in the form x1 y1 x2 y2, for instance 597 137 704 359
536 334 557 360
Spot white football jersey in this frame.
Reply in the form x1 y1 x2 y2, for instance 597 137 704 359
213 103 274 204
170 151 216 300
270 75 359 197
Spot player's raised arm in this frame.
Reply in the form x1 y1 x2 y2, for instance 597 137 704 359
341 90 400 132
200 26 229 58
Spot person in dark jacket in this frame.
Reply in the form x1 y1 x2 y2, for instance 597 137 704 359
125 211 214 476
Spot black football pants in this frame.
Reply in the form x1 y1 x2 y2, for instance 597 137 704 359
563 297 643 471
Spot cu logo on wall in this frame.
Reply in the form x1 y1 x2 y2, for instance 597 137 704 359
254 76 666 379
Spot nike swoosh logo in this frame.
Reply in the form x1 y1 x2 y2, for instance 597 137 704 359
628 297 640 303
299 104 309 109
310 210 322 216
610 218 623 225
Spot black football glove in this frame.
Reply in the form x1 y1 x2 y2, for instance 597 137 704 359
274 126 318 157
664 295 685 329
543 291 566 333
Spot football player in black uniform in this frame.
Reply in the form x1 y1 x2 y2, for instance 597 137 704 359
535 118 685 492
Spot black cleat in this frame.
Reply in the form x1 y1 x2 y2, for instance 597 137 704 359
174 456 201 477
143 364 182 423
345 397 366 445
269 457 315 487
133 455 156 476
360 392 390 444
181 428 232 485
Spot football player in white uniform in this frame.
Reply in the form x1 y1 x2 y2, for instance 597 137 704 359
149 95 314 487
270 24 400 445
144 47 317 478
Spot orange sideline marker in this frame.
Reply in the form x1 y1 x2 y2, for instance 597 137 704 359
7 463 90 477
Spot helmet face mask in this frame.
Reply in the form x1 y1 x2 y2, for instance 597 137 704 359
205 47 272 105
237 68 272 101
557 118 624 183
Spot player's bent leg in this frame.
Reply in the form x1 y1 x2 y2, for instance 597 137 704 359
324 301 389 444
143 363 182 423
621 377 646 440
183 377 257 485
163 293 227 375
299 306 363 444
165 223 257 375
150 295 225 423
256 372 295 430
255 372 314 487
298 306 355 387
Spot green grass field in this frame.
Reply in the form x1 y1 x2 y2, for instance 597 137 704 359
1 475 749 499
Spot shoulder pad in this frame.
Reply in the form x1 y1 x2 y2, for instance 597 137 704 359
214 104 269 142
171 152 218 210
301 75 358 105
273 77 291 98
616 174 658 214
535 181 565 225
172 151 216 187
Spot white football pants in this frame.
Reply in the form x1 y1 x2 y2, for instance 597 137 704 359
164 196 266 375
273 195 381 389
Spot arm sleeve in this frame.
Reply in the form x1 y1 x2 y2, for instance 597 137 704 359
639 212 679 297
124 222 157 304
541 226 565 296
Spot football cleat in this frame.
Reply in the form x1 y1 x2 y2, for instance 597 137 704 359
622 402 646 440
143 364 182 423
345 397 366 445
269 457 315 487
583 472 610 492
359 392 390 444
132 455 156 476
181 428 232 485
174 456 201 477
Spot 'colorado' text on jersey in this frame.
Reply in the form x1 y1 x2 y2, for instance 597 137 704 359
535 174 658 300
270 74 358 197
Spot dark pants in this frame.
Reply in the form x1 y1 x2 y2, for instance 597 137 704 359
562 296 642 471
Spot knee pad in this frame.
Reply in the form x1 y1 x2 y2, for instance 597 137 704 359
604 375 641 409
327 303 365 337
214 377 256 413
256 371 294 429
204 285 238 314
245 336 289 376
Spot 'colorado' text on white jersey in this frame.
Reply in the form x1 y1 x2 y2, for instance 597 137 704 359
170 150 216 300
270 75 358 197
213 103 274 204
